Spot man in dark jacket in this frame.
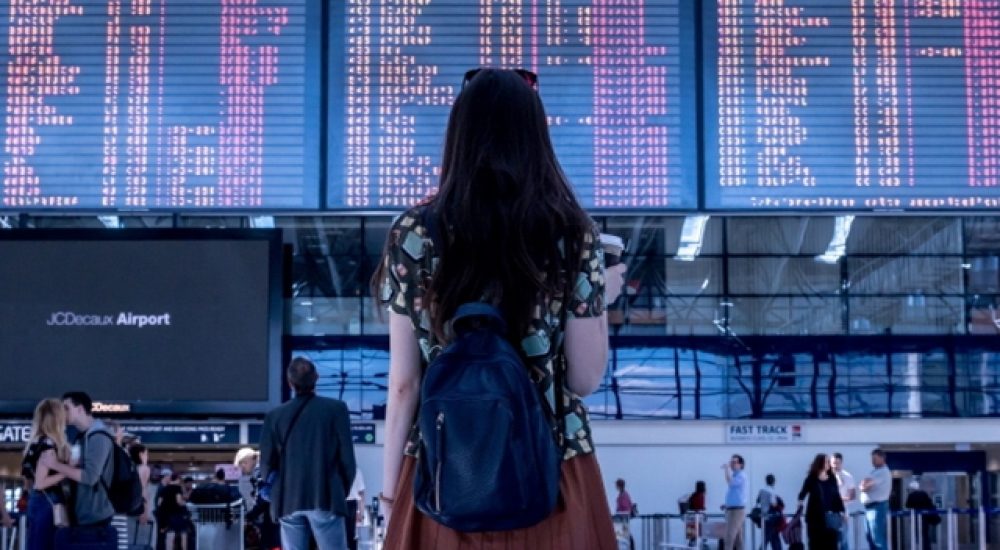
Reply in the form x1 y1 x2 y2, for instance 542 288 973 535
260 357 356 550
904 481 938 550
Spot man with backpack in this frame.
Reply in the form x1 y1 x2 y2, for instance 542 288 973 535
755 474 784 550
260 357 356 550
41 391 118 546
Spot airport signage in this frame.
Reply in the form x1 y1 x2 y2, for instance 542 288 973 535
247 422 377 445
0 422 31 444
122 423 241 445
725 422 804 444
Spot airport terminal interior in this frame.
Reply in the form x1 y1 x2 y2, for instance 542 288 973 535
1 1 1000 549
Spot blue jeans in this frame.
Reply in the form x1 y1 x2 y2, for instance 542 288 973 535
762 514 782 550
280 510 347 550
839 517 851 550
864 502 888 550
27 491 56 550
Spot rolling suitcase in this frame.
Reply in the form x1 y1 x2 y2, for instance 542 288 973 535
54 524 118 549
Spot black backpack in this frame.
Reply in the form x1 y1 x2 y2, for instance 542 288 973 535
88 431 144 516
413 303 562 532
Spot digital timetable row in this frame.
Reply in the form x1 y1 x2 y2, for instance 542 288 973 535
2 1 999 211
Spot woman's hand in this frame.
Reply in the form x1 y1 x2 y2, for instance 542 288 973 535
605 263 627 304
382 502 393 529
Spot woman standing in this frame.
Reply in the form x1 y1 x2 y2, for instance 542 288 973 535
797 454 846 550
688 481 708 512
374 68 626 549
614 479 636 550
20 398 69 550
127 444 152 545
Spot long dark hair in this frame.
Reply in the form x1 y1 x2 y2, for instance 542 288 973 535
808 453 830 478
376 69 592 341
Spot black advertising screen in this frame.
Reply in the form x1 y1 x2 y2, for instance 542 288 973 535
328 0 699 210
704 0 1000 210
0 230 283 414
0 0 321 210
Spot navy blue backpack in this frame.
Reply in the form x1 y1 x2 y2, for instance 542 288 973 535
413 302 563 532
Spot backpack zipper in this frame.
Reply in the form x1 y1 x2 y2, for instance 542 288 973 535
435 411 444 513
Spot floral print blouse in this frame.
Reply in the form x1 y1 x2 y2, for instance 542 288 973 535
379 205 607 460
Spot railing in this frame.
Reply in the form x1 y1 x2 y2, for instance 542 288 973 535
0 514 25 550
625 507 999 550
889 507 1000 550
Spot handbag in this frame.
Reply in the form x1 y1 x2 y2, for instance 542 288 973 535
749 505 763 527
42 491 69 528
825 511 843 531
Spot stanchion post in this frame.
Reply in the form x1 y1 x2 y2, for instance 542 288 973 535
910 509 917 550
947 509 956 550
978 506 987 550
18 514 26 550
885 510 899 548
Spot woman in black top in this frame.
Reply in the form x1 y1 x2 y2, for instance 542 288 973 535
21 398 69 550
797 454 846 550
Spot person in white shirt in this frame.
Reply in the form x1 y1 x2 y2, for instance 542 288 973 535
859 449 892 550
345 469 365 550
830 453 857 550
722 455 749 550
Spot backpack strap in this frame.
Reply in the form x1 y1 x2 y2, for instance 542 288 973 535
278 394 314 460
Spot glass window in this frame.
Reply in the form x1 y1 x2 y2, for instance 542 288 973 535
848 256 964 295
666 258 722 296
726 217 835 255
287 297 363 336
728 258 841 296
968 295 1000 335
848 217 962 254
294 348 389 419
967 256 1000 294
729 297 843 335
963 217 1000 254
849 296 964 335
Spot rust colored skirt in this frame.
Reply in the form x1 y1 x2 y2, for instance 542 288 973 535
384 453 617 550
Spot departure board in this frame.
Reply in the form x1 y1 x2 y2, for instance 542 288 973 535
329 0 698 210
705 0 1000 210
0 0 320 210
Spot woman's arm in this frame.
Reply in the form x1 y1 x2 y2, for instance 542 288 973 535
381 312 423 517
33 450 66 491
564 263 626 396
797 477 811 507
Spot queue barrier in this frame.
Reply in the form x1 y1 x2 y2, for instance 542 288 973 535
627 507 999 550
187 499 244 550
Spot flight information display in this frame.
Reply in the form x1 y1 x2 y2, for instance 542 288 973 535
329 0 699 210
0 0 320 210
705 0 1000 210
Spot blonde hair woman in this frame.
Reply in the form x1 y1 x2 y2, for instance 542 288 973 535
21 398 70 550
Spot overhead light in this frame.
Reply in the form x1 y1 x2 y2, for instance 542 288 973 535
675 215 710 261
98 216 120 229
250 216 275 229
815 215 855 264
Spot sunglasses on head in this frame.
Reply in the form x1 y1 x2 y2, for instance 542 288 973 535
462 68 538 89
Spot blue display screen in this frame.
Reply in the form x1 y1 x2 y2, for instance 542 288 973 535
704 0 1000 210
328 0 699 210
0 0 321 210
